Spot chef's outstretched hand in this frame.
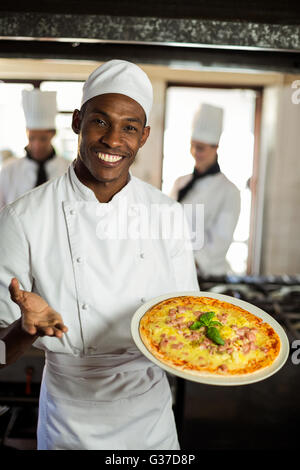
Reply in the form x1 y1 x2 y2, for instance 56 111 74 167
9 277 68 338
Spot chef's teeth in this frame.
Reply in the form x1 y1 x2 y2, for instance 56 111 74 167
98 153 123 162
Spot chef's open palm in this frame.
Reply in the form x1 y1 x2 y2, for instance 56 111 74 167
9 277 68 338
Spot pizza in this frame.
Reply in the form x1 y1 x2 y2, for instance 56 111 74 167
139 296 281 376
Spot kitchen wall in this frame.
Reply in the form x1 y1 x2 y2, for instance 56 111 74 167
260 83 300 275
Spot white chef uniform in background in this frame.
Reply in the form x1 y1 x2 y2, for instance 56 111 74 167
170 103 241 276
0 149 17 169
0 60 200 450
0 89 70 209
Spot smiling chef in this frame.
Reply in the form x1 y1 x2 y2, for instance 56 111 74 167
0 60 199 450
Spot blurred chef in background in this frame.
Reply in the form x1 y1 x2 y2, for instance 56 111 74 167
170 103 241 277
0 89 70 209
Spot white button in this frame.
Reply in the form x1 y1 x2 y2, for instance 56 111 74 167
82 304 88 310
140 253 145 259
141 297 146 303
70 209 76 215
76 257 83 263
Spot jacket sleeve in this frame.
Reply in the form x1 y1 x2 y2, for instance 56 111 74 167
194 186 241 275
0 205 33 327
169 202 200 292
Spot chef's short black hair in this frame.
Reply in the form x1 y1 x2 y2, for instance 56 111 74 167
79 100 147 127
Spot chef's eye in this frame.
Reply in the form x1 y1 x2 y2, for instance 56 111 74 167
95 119 107 126
125 125 137 132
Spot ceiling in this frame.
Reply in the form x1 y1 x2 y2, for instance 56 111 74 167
0 3 300 73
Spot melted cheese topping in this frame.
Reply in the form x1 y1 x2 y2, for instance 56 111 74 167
140 296 280 375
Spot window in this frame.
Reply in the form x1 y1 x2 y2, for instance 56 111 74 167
0 82 33 163
40 81 84 161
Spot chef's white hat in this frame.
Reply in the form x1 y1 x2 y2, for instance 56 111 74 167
22 89 57 130
191 103 224 145
81 59 153 123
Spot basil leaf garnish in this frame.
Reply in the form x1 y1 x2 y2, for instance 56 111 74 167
206 326 225 346
190 321 203 330
188 311 225 346
197 311 215 326
210 321 223 327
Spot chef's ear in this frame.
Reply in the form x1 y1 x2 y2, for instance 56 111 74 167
139 126 150 148
72 109 82 135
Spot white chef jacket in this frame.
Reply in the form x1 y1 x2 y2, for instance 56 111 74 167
0 153 71 209
170 172 241 276
0 160 199 450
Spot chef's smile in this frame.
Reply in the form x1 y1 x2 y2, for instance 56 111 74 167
97 152 124 164
94 150 127 169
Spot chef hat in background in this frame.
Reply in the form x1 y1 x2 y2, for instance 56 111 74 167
191 103 224 145
81 59 153 124
22 89 57 130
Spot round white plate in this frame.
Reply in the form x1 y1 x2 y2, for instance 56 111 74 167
131 291 290 386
